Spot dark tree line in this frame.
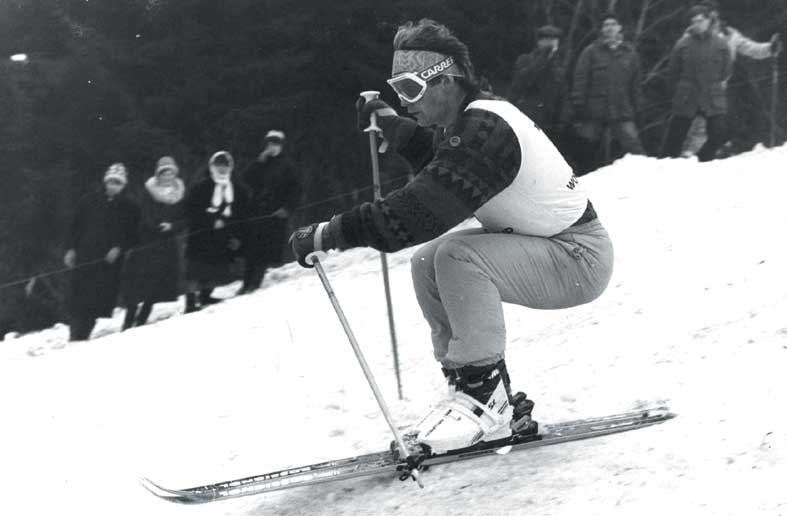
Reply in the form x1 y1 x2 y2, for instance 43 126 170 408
1 0 785 336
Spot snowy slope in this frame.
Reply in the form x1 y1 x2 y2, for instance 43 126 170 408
2 146 787 516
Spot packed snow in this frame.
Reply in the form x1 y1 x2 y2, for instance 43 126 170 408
2 145 787 516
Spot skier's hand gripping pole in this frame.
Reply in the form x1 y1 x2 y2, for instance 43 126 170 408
309 255 423 487
359 91 389 154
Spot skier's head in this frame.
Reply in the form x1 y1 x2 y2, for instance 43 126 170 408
103 162 127 197
389 19 478 127
535 25 562 52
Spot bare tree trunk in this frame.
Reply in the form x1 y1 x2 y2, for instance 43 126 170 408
562 0 586 70
608 0 618 13
635 0 651 41
543 0 555 25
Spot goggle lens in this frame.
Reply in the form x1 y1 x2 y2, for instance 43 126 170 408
388 75 427 103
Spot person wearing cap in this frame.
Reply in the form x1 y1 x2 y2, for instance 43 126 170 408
120 156 186 329
507 25 568 145
680 0 782 156
661 4 732 161
63 163 140 340
239 130 302 294
289 19 613 454
570 11 645 172
183 151 249 312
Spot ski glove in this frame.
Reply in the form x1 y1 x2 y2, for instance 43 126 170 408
289 221 335 268
356 97 397 134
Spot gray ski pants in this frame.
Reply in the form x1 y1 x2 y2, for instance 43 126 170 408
410 219 614 368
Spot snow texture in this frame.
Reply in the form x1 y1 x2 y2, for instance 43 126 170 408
2 145 787 516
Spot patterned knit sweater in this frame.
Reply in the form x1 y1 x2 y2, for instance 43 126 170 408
332 93 589 253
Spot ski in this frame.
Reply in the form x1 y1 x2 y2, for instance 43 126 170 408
140 406 674 504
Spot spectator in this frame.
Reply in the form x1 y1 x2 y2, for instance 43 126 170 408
570 12 645 172
184 151 249 313
121 156 186 330
682 0 782 156
508 25 568 144
63 163 139 341
239 130 302 294
660 5 732 161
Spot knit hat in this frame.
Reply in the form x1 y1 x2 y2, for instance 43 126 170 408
600 11 619 24
263 130 286 145
688 4 711 19
536 25 563 39
155 156 179 176
104 163 128 185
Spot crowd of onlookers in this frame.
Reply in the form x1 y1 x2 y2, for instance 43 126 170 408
63 130 301 341
507 1 781 174
60 1 782 342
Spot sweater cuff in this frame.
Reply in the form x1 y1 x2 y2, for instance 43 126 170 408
326 214 349 250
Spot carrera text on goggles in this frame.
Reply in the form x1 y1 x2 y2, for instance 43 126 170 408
387 56 458 103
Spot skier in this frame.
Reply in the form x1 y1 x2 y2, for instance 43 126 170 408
289 18 614 453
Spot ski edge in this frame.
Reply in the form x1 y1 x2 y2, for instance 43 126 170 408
141 406 675 504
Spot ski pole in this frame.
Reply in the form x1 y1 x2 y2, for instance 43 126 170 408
309 255 423 487
359 90 402 400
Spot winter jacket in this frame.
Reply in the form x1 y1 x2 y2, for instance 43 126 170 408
507 47 568 135
242 154 302 264
668 31 732 118
680 23 774 63
66 190 140 318
185 177 249 270
571 39 643 122
328 93 594 253
121 185 186 304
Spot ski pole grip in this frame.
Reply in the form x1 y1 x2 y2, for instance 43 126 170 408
305 250 327 267
360 90 389 153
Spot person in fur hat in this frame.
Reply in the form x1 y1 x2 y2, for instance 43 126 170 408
121 156 187 329
63 163 140 340
183 151 249 312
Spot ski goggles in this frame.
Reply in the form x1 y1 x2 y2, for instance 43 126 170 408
387 51 463 103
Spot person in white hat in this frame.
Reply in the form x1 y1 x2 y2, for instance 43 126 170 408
121 156 186 330
63 163 140 340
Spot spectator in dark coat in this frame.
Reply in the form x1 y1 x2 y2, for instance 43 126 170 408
184 151 249 313
570 12 645 172
239 130 302 294
63 163 140 340
121 156 186 329
508 25 568 144
660 5 732 161
681 0 781 156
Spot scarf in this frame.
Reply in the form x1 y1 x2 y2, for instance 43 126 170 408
145 176 185 205
209 170 234 217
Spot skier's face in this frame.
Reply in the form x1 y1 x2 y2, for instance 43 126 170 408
402 76 455 128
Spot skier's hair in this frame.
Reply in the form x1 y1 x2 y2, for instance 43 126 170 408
393 19 480 94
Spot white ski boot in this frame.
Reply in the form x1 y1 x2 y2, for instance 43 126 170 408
412 360 515 454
